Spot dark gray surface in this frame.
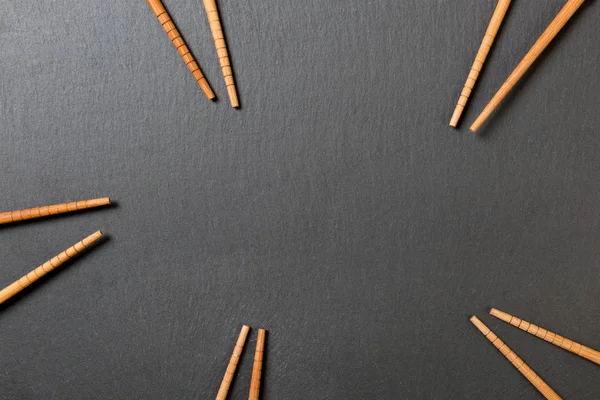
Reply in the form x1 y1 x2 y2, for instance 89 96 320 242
0 0 599 398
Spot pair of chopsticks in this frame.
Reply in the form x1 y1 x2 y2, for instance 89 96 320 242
450 0 587 131
216 325 266 400
146 0 239 108
0 198 111 305
471 308 600 399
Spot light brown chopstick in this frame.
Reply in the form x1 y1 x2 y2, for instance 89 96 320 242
216 325 251 400
203 0 239 108
490 308 600 365
470 316 562 400
450 0 512 128
470 0 586 132
146 0 215 100
0 231 104 305
0 197 111 225
248 328 266 400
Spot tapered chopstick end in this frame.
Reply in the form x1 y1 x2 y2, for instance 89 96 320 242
227 86 239 108
489 308 514 324
449 107 463 128
203 84 216 101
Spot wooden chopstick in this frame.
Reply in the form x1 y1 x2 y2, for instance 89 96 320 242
470 0 586 132
450 0 512 128
203 0 239 108
470 316 562 400
216 325 251 400
248 329 266 400
0 197 111 225
146 0 215 100
0 231 104 305
490 308 600 366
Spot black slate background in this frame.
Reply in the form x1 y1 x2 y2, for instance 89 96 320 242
0 1 599 399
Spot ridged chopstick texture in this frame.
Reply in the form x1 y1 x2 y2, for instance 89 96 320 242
146 0 215 100
490 308 600 365
0 231 104 305
450 0 511 127
471 316 562 400
248 329 266 400
470 0 587 132
216 325 251 400
203 0 239 108
0 197 110 225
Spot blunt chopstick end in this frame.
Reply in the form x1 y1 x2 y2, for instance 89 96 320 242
450 106 463 128
228 86 239 108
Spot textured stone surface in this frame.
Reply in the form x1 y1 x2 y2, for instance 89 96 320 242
0 0 599 398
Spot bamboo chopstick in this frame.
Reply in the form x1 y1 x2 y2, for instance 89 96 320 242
146 0 215 100
450 0 512 127
248 329 266 400
216 325 251 400
203 0 239 108
470 0 586 132
0 197 111 225
0 231 104 305
490 308 600 366
470 316 562 400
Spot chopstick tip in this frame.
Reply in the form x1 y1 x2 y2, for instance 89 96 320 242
449 111 461 128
